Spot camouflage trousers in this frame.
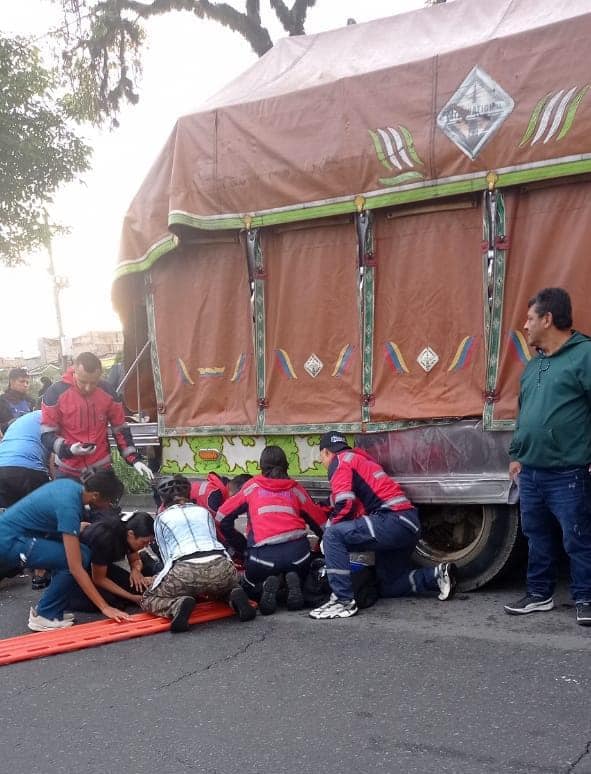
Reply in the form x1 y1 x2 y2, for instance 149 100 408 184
141 556 238 619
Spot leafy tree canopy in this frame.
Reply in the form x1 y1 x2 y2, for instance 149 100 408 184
57 0 317 126
0 34 91 265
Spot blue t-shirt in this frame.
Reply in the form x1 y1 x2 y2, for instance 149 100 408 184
0 411 48 472
0 478 84 542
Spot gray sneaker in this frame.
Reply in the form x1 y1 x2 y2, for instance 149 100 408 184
28 607 74 632
503 595 554 615
309 595 358 620
576 602 591 626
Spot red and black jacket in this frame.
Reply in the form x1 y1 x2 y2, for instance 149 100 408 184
190 473 229 515
216 475 326 548
189 473 246 559
40 368 140 477
327 448 412 523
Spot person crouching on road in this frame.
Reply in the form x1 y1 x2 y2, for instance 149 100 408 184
216 446 327 615
190 472 252 564
309 432 457 621
141 475 256 632
67 511 155 612
0 470 132 632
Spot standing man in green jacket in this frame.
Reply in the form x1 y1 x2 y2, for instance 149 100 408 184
504 288 591 626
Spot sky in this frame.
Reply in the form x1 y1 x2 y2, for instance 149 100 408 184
1 0 426 357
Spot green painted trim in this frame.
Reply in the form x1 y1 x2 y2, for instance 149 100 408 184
363 418 458 433
398 125 424 167
557 85 590 140
483 192 507 430
519 92 552 147
482 191 492 359
252 230 266 432
496 158 591 187
145 276 166 437
158 417 474 435
162 425 259 436
368 130 393 172
378 171 425 187
360 213 375 424
113 158 591 283
488 419 516 431
114 236 177 280
160 422 363 436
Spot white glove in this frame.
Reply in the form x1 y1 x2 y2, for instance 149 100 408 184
70 442 96 456
133 461 154 480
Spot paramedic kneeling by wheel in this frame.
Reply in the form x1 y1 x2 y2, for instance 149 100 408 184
309 432 457 620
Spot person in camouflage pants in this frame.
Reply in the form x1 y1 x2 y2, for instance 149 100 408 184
142 555 237 618
142 475 256 632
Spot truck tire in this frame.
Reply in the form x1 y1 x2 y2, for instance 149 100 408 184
413 503 522 591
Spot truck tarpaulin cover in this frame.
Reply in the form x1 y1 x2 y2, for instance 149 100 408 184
112 0 591 433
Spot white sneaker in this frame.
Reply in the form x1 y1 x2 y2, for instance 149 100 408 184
436 562 458 601
28 607 75 632
309 594 358 620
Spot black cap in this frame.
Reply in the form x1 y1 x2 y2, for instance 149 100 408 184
319 432 350 453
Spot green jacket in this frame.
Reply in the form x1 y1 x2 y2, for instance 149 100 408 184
509 331 591 468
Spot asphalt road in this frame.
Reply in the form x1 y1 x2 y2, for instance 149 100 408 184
1 563 590 774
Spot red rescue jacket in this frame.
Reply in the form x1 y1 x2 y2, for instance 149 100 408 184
216 475 326 548
40 368 140 477
190 473 229 514
328 448 412 523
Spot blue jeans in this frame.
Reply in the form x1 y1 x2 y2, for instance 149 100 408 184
322 509 438 601
3 536 91 620
519 465 591 603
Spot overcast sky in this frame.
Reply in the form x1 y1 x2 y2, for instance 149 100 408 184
1 0 425 357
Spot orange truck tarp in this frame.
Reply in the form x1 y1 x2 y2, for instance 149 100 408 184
112 0 591 432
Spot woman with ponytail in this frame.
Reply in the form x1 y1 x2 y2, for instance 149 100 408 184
216 446 326 615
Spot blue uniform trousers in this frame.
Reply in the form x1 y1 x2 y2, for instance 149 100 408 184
323 508 438 601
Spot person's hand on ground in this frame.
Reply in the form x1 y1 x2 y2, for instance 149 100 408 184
101 605 132 622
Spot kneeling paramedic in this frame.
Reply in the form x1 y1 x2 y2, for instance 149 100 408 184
309 433 457 620
141 475 255 632
216 446 326 615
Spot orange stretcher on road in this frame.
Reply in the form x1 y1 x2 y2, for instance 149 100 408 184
0 601 235 667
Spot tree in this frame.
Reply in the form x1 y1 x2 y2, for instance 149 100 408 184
0 34 91 265
58 0 317 125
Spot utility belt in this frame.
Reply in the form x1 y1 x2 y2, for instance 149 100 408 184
177 549 225 562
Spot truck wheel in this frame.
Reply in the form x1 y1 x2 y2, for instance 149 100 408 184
413 503 522 591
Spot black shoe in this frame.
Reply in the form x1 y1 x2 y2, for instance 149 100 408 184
259 575 280 616
576 602 591 626
229 587 256 622
285 571 304 611
504 594 554 615
31 571 51 591
170 597 196 633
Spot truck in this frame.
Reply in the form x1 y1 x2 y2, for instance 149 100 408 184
112 0 591 590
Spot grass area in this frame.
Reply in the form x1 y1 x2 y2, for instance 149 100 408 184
111 450 152 494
